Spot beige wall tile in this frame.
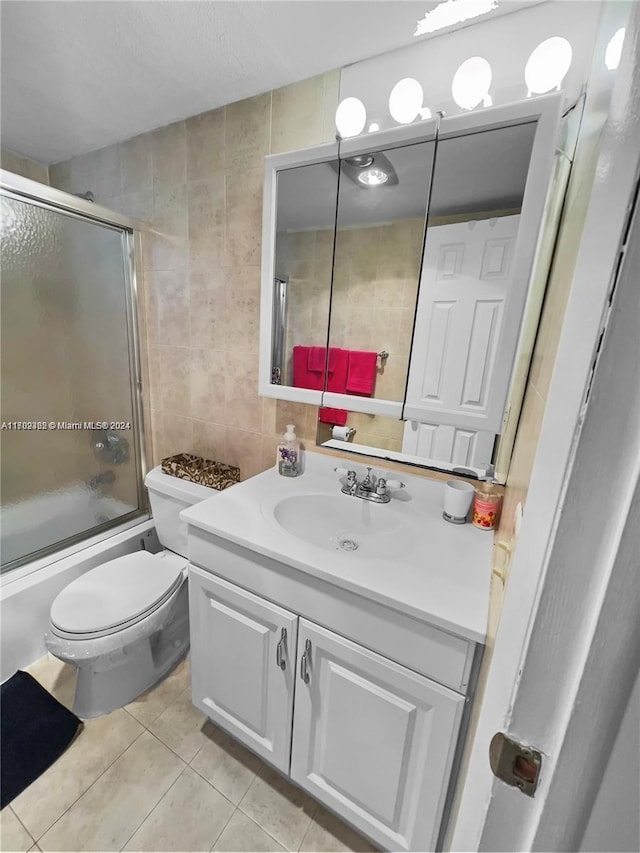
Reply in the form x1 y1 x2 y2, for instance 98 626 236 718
192 420 226 461
190 349 226 423
187 177 225 271
120 133 153 193
152 121 186 187
190 269 227 349
224 427 263 480
50 72 339 480
271 75 325 155
225 266 261 353
161 413 194 460
158 346 191 414
225 93 271 172
186 108 225 182
1 150 49 185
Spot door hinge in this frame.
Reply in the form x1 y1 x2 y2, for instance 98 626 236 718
489 732 542 797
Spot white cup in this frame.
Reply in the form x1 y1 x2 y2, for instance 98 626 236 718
442 480 475 524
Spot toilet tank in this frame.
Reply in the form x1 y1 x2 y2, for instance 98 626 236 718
144 466 216 557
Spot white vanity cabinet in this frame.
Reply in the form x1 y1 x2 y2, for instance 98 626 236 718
290 619 465 852
188 566 298 773
187 540 477 853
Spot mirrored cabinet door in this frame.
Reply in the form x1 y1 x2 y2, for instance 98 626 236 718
321 136 436 419
260 143 339 403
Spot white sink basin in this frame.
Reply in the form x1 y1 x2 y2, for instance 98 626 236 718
270 493 415 559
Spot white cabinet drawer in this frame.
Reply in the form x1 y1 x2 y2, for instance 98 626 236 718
188 565 298 773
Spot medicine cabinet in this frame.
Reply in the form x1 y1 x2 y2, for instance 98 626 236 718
259 95 565 480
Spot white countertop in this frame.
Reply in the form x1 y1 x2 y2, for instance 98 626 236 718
181 454 494 644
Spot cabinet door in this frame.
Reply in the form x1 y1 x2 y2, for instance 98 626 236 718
189 565 298 773
291 620 464 852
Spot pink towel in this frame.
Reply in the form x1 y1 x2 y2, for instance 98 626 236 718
346 350 378 396
292 346 349 425
293 346 324 391
307 347 341 374
318 407 348 426
307 347 326 373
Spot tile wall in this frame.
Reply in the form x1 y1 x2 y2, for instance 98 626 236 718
48 72 340 480
1 149 50 185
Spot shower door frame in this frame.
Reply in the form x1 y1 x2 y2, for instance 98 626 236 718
0 169 151 577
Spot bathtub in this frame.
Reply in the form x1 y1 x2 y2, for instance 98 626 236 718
0 512 160 682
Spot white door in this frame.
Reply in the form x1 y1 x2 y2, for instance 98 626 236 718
188 565 298 773
404 216 522 434
290 620 465 852
402 419 496 468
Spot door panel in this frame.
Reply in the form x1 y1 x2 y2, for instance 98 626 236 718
291 620 464 852
402 420 495 468
404 216 521 432
189 565 298 773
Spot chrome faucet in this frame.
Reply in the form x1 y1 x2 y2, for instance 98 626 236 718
335 467 404 504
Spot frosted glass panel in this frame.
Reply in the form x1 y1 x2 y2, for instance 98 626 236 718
0 195 141 568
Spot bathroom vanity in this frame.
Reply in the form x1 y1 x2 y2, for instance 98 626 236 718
181 455 493 852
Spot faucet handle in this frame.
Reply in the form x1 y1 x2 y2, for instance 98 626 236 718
385 479 405 489
334 467 352 476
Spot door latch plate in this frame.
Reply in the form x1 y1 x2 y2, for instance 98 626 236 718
489 732 542 797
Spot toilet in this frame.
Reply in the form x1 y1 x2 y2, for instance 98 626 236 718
45 466 216 718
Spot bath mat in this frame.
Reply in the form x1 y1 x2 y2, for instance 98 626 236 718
0 670 83 808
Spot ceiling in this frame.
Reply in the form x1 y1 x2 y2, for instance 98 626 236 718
1 0 538 165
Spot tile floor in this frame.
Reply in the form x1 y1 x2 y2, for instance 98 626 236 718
0 655 377 853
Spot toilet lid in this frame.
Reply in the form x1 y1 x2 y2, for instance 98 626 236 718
50 551 185 636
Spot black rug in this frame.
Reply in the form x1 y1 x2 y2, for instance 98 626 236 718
1 670 83 809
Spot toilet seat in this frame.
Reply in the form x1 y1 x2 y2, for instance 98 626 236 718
50 551 186 641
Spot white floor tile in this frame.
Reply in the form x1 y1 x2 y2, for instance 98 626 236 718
239 765 317 851
212 810 286 852
12 708 143 841
190 722 263 805
0 807 34 853
123 766 234 851
39 731 184 852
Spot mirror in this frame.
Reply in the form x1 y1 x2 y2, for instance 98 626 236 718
260 97 563 482
324 121 538 474
269 152 339 391
323 140 435 415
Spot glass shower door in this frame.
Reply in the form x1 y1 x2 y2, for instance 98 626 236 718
0 192 145 570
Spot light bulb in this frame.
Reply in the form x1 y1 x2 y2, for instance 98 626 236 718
605 28 625 71
335 97 366 138
358 168 389 186
452 57 492 110
389 78 424 124
524 37 572 96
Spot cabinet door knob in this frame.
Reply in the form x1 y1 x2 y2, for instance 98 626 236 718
276 627 287 671
300 638 312 684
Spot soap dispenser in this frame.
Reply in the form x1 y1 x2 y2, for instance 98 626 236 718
277 424 300 477
472 467 502 530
